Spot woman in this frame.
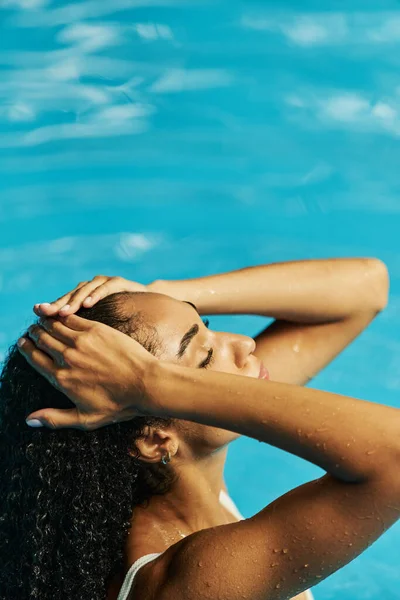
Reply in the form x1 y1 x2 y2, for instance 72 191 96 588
3 258 400 600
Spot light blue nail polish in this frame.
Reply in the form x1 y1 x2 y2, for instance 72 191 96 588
26 419 43 427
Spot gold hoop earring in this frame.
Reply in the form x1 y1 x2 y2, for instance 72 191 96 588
161 450 171 465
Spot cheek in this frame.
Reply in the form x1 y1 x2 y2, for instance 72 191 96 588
210 355 237 375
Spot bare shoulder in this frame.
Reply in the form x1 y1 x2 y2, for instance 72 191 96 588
132 472 400 600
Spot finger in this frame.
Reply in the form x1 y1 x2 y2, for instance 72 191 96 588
17 337 57 379
58 313 97 332
34 317 79 346
25 407 83 430
27 324 66 360
80 278 125 308
59 277 109 315
35 282 89 316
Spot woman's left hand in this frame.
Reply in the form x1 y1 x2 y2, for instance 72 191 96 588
33 276 149 317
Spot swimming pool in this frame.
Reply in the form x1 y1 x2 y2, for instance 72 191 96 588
1 1 399 598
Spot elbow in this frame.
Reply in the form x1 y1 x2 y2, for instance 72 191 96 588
362 258 390 313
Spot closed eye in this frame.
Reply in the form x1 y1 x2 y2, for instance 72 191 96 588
199 348 214 369
199 318 213 368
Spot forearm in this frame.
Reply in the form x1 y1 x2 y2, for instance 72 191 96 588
155 258 388 323
149 362 400 483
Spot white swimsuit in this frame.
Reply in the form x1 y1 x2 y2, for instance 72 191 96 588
116 490 315 600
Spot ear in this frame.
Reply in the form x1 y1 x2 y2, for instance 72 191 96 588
131 425 178 464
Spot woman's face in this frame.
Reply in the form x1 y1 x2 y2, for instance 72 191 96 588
125 292 268 452
129 292 264 379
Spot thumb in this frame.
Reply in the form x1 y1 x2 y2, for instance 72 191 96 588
26 408 81 430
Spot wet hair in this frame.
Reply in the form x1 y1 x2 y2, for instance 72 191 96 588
0 292 177 600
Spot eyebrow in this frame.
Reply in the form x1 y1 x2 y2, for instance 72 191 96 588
176 301 201 359
177 323 199 359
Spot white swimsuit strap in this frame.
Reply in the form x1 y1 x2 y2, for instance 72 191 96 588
219 488 245 520
116 552 162 600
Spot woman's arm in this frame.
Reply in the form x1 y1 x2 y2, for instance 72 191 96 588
151 258 388 321
151 361 399 483
152 258 389 387
136 362 400 600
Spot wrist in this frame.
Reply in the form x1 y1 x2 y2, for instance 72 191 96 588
142 359 176 418
148 279 203 309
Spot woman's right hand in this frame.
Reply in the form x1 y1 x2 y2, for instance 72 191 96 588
18 314 163 430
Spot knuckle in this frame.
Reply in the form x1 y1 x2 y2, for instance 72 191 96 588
45 416 57 430
62 347 76 366
88 320 99 331
54 368 67 387
51 319 62 332
29 325 45 345
79 413 95 431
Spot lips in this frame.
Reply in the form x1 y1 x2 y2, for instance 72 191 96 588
258 362 270 380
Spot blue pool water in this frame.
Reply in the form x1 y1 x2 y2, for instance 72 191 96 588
1 1 400 598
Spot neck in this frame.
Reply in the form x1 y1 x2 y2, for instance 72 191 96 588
126 446 230 564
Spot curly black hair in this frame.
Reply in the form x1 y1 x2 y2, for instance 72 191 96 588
0 292 177 600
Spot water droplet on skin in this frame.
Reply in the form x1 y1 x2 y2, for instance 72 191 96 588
198 561 203 567
282 549 289 554
366 450 376 455
293 344 300 353
270 562 279 567
273 549 280 553
275 583 281 589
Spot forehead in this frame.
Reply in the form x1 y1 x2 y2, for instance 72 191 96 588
124 292 195 334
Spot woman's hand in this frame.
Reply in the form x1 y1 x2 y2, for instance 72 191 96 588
18 315 163 430
34 276 149 317
33 276 194 317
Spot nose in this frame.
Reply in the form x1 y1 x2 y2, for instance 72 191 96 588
230 334 256 368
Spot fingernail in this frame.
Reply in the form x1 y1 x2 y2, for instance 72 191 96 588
17 337 26 347
40 303 51 307
26 419 43 428
59 304 70 313
83 296 92 305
